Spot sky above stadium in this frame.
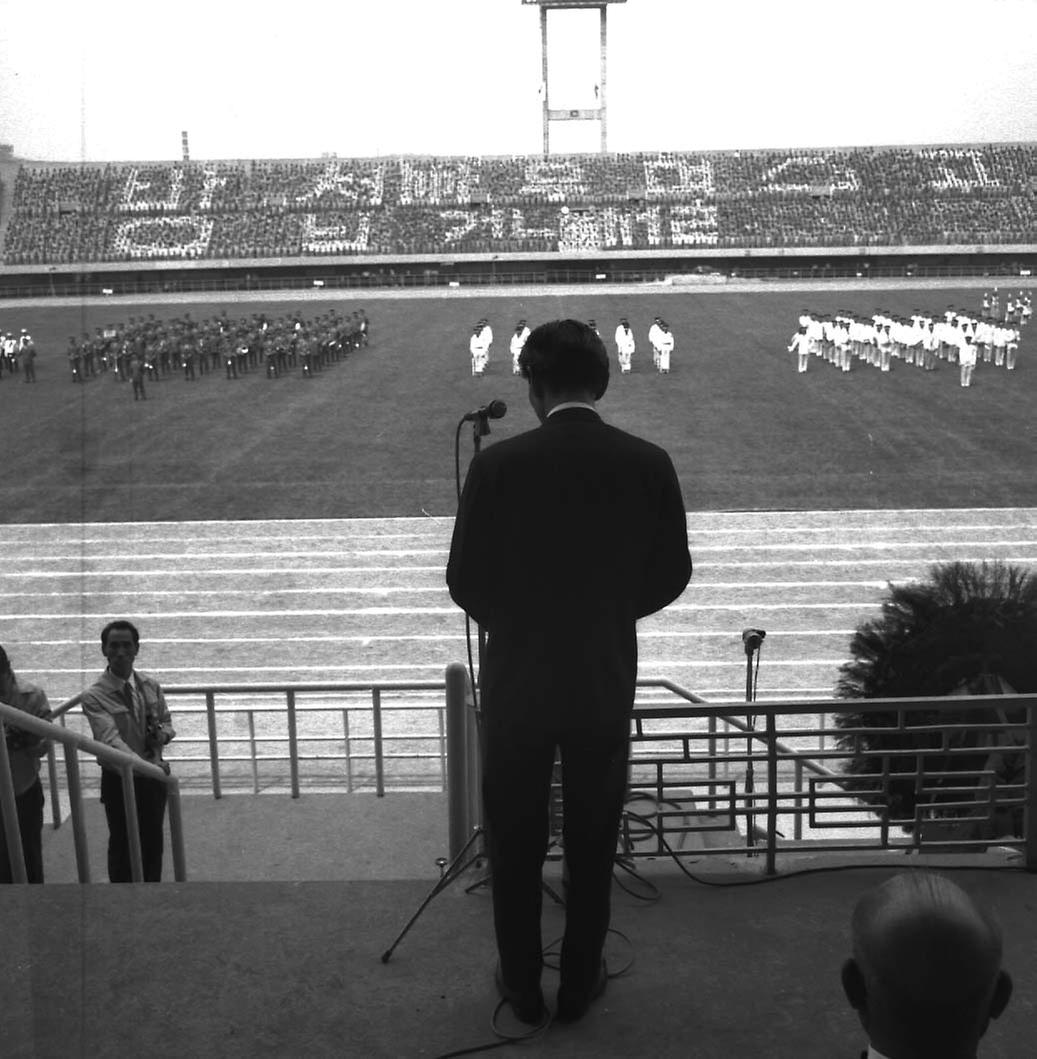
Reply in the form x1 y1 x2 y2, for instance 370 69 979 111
1 0 1035 162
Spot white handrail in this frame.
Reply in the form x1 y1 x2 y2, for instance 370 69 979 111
0 700 186 883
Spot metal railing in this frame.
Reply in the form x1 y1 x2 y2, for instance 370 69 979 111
444 665 1035 874
51 681 451 801
33 672 1035 880
0 699 187 883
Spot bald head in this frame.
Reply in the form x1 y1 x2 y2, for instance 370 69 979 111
842 873 1012 1058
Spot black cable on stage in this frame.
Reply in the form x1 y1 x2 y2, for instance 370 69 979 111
619 807 1024 887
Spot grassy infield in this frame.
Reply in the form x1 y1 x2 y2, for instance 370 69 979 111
1 285 1034 524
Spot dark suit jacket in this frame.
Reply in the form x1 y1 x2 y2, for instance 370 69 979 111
446 407 692 729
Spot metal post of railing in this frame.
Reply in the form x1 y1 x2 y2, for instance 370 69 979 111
205 691 221 799
372 688 385 797
46 742 61 829
1026 700 1037 873
446 663 470 861
247 711 259 794
286 689 300 799
0 720 28 883
794 759 804 841
765 709 778 877
342 708 353 793
167 777 187 882
707 713 717 811
63 741 91 883
121 765 145 883
438 704 447 792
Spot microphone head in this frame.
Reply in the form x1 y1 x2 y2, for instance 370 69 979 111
487 399 507 419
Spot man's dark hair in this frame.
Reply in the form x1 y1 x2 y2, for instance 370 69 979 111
101 620 140 648
0 644 10 677
518 319 609 400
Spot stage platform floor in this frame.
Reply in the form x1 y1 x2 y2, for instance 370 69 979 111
5 793 1035 1057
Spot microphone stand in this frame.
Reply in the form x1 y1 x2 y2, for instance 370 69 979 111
742 629 765 855
471 411 491 675
382 406 564 965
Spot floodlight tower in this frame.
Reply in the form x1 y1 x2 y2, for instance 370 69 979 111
522 0 626 155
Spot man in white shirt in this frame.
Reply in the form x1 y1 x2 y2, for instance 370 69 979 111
805 314 825 363
656 321 674 373
647 317 664 370
1005 326 1020 370
1 332 17 376
510 320 530 376
479 320 493 372
876 323 894 373
991 323 1008 368
470 322 489 376
832 318 851 372
788 324 810 373
973 316 994 364
958 332 977 387
614 318 635 374
921 320 940 372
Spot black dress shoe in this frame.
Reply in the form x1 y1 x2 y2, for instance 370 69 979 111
555 959 608 1023
494 964 547 1025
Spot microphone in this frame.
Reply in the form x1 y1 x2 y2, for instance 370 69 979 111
742 628 766 654
462 399 507 422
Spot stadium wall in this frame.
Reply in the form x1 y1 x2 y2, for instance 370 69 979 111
0 248 1034 301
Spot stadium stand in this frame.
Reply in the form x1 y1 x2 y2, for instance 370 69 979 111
2 145 1035 264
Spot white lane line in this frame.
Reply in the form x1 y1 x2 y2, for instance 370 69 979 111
0 580 921 599
34 659 852 675
8 629 857 647
6 540 1036 562
0 567 449 578
0 602 890 620
6 557 1037 580
3 511 1033 536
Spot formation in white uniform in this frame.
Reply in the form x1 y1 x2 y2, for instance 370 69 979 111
472 316 678 377
789 296 1027 388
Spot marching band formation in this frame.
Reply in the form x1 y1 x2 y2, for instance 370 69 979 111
0 310 370 394
788 290 1030 387
0 329 38 382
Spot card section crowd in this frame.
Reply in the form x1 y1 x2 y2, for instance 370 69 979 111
2 145 1035 264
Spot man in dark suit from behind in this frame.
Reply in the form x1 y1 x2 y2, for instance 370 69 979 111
447 319 692 1025
842 872 1013 1059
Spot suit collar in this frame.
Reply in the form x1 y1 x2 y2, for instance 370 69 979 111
546 400 598 418
544 405 601 424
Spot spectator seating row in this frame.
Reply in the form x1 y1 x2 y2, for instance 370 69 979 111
3 144 1035 263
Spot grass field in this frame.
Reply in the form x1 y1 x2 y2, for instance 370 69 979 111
3 286 1035 523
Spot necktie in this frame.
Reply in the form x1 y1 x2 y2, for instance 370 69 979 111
122 681 138 729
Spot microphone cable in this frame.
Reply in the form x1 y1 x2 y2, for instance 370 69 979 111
454 416 480 714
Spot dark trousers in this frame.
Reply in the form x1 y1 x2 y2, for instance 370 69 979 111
481 713 629 998
0 778 45 884
100 769 167 882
